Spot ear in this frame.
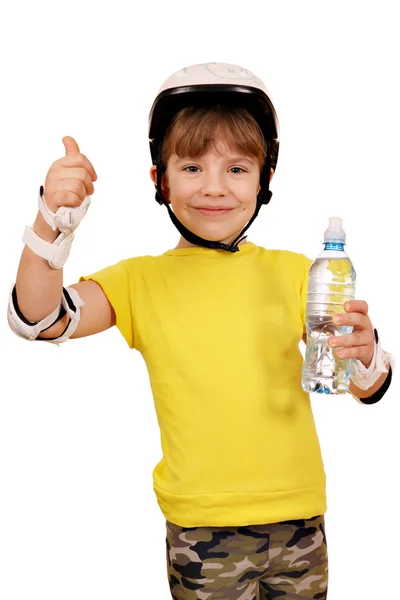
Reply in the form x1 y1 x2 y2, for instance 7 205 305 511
149 165 170 202
149 165 157 185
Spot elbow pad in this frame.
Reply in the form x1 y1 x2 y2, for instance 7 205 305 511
8 285 84 345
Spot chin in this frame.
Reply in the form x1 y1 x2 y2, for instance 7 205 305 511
175 210 250 242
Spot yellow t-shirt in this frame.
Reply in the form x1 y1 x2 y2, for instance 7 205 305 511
80 242 326 527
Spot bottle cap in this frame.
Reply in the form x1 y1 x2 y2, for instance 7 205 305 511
324 216 346 243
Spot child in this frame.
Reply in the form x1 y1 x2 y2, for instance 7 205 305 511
9 63 394 599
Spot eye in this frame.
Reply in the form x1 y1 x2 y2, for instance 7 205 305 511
230 167 246 174
183 165 200 173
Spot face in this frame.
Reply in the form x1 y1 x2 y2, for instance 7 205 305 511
150 137 273 249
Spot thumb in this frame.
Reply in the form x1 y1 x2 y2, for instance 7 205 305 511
62 136 80 156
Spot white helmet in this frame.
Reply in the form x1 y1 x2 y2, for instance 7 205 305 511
148 62 280 252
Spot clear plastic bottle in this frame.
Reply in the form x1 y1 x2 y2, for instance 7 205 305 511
301 217 356 394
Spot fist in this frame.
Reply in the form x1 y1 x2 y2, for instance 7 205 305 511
44 136 97 214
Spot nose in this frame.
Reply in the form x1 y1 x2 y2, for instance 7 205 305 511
200 172 227 197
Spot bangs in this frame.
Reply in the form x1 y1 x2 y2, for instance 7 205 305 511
162 105 266 168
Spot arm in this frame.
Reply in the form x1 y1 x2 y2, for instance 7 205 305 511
348 326 393 404
36 279 115 340
13 208 115 341
348 366 392 402
9 136 113 342
15 209 62 323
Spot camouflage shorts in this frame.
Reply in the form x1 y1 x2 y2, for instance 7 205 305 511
166 514 328 599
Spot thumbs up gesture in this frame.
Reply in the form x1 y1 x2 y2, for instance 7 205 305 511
41 136 98 232
43 136 97 213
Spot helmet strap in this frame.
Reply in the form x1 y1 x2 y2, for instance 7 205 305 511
230 158 272 247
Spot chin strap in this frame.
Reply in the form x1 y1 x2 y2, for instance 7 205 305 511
154 157 272 252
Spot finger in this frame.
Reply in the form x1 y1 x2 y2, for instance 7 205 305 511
61 136 97 181
57 153 98 182
58 167 95 196
334 312 369 329
329 330 372 348
335 345 372 361
62 136 80 156
49 180 87 208
344 300 369 315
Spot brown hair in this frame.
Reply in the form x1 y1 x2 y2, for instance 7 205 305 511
162 105 268 169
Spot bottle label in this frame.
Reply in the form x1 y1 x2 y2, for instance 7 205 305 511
325 242 345 251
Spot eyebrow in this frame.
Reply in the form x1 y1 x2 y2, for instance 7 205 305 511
173 155 256 164
228 156 256 165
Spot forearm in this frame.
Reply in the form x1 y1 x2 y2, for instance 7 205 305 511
15 211 63 322
349 360 391 399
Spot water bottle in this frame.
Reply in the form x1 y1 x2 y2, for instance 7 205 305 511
301 217 356 394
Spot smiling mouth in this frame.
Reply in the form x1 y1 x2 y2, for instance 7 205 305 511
194 208 234 216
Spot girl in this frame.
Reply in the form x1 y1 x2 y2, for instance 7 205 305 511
10 63 393 599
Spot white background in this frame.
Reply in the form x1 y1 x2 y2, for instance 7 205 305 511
1 1 398 598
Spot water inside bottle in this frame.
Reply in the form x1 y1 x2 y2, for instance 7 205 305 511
302 313 353 394
301 250 356 395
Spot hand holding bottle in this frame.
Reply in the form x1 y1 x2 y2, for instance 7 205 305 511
328 300 375 368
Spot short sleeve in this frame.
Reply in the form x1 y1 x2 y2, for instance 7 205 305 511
79 259 135 349
300 254 313 334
